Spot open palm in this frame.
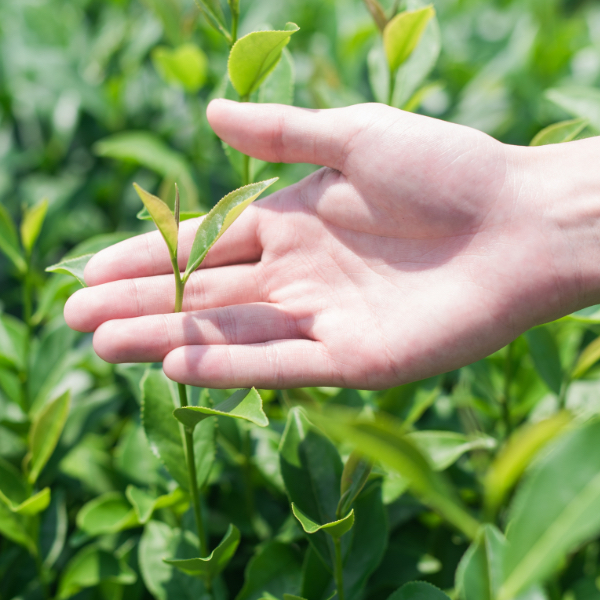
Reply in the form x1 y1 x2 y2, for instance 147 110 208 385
65 101 580 389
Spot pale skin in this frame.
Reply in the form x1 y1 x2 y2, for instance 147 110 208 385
64 100 600 389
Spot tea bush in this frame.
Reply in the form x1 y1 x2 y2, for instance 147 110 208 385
2 0 600 599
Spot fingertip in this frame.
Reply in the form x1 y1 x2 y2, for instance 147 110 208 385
163 347 187 382
64 289 93 333
92 321 119 364
83 250 109 287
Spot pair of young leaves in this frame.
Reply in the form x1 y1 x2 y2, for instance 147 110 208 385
133 177 276 285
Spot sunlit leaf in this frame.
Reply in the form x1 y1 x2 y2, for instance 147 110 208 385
20 198 48 254
525 327 563 395
311 409 480 539
165 524 241 580
0 202 26 273
137 206 205 222
76 492 139 536
27 390 70 484
126 485 186 524
14 487 51 516
228 25 299 97
407 431 496 471
500 421 600 600
58 546 137 599
292 503 355 539
484 412 571 517
337 451 372 517
455 525 505 600
383 6 435 72
571 337 600 379
133 183 178 259
46 254 93 287
530 118 589 146
174 388 268 430
184 179 277 280
152 44 208 93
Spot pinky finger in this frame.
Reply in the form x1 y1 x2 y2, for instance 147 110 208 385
162 340 339 389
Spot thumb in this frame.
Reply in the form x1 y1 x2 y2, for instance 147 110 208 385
207 99 364 172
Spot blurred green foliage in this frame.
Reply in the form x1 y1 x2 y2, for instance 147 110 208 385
3 0 600 599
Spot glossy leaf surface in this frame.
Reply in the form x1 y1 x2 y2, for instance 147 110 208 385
27 390 71 483
77 492 138 535
228 25 299 97
383 6 435 72
184 179 277 280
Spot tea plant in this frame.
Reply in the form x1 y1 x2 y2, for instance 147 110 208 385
3 0 600 599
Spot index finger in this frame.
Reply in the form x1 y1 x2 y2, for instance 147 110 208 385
84 204 262 286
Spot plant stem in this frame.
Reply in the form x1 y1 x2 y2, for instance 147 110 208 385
170 257 209 559
230 2 239 45
387 68 397 107
178 382 209 558
333 537 345 600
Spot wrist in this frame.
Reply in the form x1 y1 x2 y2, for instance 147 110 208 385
513 137 600 320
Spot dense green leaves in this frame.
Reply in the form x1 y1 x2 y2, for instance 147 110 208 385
184 179 277 280
524 327 563 395
228 25 299 97
312 409 480 539
27 390 71 483
0 202 26 272
58 546 136 599
165 524 241 581
338 452 371 517
77 492 138 535
545 87 600 131
174 388 268 429
500 420 600 599
383 6 435 72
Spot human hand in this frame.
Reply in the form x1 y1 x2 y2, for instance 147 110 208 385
64 100 600 389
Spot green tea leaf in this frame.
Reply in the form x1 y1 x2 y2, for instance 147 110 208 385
20 198 48 254
530 118 589 146
14 487 51 515
0 499 35 554
174 388 268 430
165 523 241 580
141 368 188 489
126 485 186 524
455 525 505 600
228 25 299 97
152 44 208 93
184 179 277 281
545 86 600 131
46 254 93 287
292 503 355 539
77 492 139 536
279 407 343 567
0 202 26 273
484 413 571 517
40 488 68 569
0 455 28 508
95 131 199 208
258 48 295 105
133 183 178 259
139 521 207 600
525 327 563 395
311 409 480 539
500 421 600 599
137 206 205 222
383 6 435 72
236 541 302 600
571 337 600 379
58 546 137 599
27 390 71 484
338 451 372 517
407 431 496 471
387 582 450 599
194 0 229 40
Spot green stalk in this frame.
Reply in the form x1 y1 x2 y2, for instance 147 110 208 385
171 256 209 559
230 2 239 45
333 537 345 600
387 68 397 107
